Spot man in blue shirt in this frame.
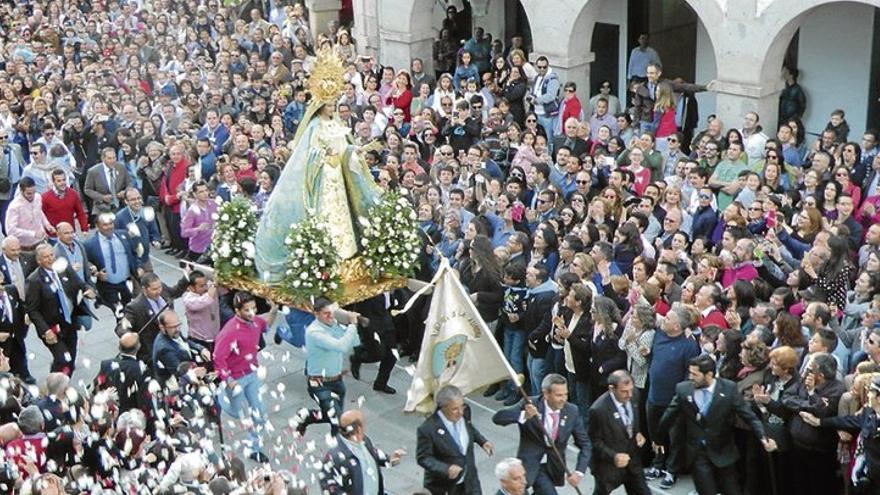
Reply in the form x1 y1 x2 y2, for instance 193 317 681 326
645 306 701 489
84 213 141 313
115 188 160 272
297 297 361 437
627 34 662 83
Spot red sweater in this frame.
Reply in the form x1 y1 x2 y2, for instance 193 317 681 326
699 308 729 330
386 89 413 122
159 159 189 214
41 188 88 232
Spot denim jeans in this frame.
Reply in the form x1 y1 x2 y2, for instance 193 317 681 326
217 372 267 453
537 114 557 144
502 326 526 394
306 379 346 436
527 354 547 396
76 314 93 332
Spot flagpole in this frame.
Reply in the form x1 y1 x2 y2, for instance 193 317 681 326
446 258 584 495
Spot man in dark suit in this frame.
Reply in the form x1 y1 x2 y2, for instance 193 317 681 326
588 370 651 495
118 272 189 368
349 294 398 394
417 385 494 495
551 121 589 159
83 213 142 312
320 408 405 494
152 310 210 387
24 244 96 375
657 354 776 495
493 373 589 494
93 332 152 414
0 281 33 382
83 147 131 217
0 236 37 300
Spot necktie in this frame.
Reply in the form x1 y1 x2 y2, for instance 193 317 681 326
549 410 560 440
451 421 465 454
51 272 72 324
150 297 165 314
623 402 634 437
109 169 118 207
699 389 711 416
106 235 118 273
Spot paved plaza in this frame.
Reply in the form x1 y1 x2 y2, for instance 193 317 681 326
21 251 695 494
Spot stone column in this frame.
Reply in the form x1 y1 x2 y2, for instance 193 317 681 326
306 0 342 38
350 0 380 56
711 79 784 131
378 28 434 74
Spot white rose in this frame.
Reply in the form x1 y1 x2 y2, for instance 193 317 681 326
242 241 256 258
221 214 230 222
293 280 301 288
231 258 240 266
318 259 325 267
300 272 308 280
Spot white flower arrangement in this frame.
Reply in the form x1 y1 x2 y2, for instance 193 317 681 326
358 192 421 279
210 197 258 280
282 216 340 302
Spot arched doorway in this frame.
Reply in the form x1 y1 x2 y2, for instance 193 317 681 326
760 0 880 135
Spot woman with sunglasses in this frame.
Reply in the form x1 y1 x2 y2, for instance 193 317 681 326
832 166 861 208
568 191 588 221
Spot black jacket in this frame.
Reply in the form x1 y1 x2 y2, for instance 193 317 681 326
460 262 503 323
416 405 487 494
589 391 645 479
321 435 391 494
562 308 593 382
117 277 189 365
782 378 846 452
25 266 93 335
524 290 557 358
659 378 766 468
94 354 152 414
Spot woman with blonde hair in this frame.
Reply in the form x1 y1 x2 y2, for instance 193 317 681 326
653 82 678 152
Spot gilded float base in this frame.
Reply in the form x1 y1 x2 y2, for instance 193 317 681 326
217 256 406 309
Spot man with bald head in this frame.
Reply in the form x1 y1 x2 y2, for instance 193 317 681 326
320 408 406 494
552 117 588 159
53 222 93 286
94 332 151 414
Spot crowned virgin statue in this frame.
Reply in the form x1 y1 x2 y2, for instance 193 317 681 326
255 50 384 283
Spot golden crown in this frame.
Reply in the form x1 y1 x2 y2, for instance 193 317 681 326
309 48 346 104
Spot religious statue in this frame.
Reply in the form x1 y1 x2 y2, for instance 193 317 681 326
255 50 384 283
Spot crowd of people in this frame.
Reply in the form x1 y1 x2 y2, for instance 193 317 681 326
1 0 880 494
